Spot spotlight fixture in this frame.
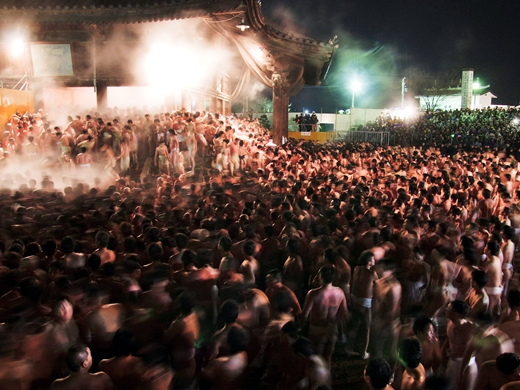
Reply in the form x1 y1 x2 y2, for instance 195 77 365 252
236 17 250 32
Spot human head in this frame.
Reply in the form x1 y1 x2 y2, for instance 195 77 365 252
496 353 520 376
471 269 488 289
359 250 375 267
176 291 196 316
319 264 336 285
65 344 91 372
54 296 74 323
273 290 293 314
424 375 449 390
398 338 422 369
365 358 393 390
95 230 110 248
218 236 232 252
243 240 256 256
219 299 239 324
413 316 436 341
447 299 470 320
146 243 163 262
60 236 76 254
487 241 500 257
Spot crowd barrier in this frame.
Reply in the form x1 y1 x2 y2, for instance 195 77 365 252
335 131 396 145
289 130 398 146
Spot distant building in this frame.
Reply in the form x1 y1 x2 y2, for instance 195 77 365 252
416 86 496 111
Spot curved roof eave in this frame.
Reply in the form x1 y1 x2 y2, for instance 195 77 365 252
0 0 244 24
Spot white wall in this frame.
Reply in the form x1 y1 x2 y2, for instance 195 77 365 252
286 109 385 132
419 93 495 111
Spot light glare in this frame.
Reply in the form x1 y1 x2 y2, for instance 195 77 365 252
11 37 24 58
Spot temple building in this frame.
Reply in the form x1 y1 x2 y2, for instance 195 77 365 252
0 0 337 144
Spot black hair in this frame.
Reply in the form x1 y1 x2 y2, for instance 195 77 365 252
274 290 293 314
65 344 89 372
60 236 75 254
287 238 300 254
87 253 101 271
450 299 470 317
218 236 232 252
487 241 500 256
177 291 196 315
319 265 336 284
281 320 300 339
41 239 57 257
496 353 520 375
424 375 449 390
359 250 374 266
366 358 393 389
95 231 110 248
146 243 163 262
181 249 196 266
219 299 239 324
243 240 256 256
399 338 422 369
147 227 161 242
471 269 488 288
413 316 434 336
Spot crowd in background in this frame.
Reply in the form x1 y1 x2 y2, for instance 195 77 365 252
358 107 520 155
1 107 520 390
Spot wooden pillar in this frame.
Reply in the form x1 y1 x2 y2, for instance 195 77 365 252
209 97 217 113
182 91 191 111
96 83 107 111
32 87 44 111
195 93 204 112
224 100 232 116
272 77 289 145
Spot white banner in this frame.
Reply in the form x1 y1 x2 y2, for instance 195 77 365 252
30 44 73 77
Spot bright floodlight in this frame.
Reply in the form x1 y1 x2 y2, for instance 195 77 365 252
143 42 207 90
350 77 362 108
351 78 362 92
513 118 520 126
473 81 482 90
11 37 24 58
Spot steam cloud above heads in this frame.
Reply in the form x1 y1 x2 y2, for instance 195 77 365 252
41 18 247 126
130 19 241 91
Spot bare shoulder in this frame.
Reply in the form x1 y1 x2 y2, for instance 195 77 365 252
478 360 495 373
91 371 113 387
501 381 520 390
333 286 346 298
49 377 68 390
306 287 322 300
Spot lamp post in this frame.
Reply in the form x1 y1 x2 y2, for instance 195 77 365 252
351 78 361 108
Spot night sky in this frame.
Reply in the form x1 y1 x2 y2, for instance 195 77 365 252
262 0 520 112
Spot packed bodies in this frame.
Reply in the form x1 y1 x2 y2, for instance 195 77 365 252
1 107 520 390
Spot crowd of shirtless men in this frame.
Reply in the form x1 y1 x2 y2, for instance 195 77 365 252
2 107 520 390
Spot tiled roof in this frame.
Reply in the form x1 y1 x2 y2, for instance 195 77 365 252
0 0 336 85
0 0 244 24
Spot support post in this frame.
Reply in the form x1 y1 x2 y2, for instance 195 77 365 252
96 83 107 111
272 75 289 145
